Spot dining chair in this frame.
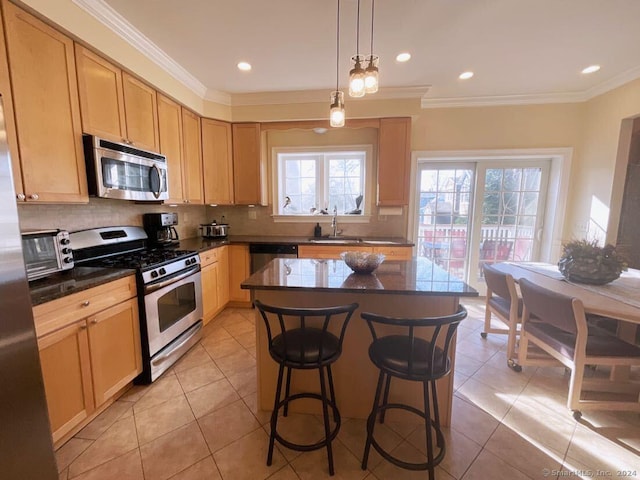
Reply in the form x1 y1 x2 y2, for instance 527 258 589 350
517 278 640 419
481 263 523 371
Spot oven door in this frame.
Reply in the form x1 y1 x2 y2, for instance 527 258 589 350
143 265 203 357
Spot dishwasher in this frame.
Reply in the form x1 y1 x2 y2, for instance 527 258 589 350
249 243 298 273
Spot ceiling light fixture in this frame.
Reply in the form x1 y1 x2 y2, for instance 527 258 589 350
363 0 379 94
459 71 474 80
348 0 365 97
330 0 345 128
237 61 252 71
581 65 601 74
396 52 411 62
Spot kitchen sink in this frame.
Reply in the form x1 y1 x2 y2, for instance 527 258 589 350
307 237 363 244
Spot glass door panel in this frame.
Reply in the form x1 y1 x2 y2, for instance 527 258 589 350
416 166 474 280
477 166 547 279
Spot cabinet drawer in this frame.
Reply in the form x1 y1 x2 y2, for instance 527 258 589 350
33 275 136 338
298 245 373 259
200 247 221 267
373 246 413 260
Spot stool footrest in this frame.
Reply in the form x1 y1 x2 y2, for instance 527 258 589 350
365 403 445 470
271 392 341 453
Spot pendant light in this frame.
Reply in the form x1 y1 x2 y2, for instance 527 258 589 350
330 0 345 127
364 0 379 94
348 0 366 97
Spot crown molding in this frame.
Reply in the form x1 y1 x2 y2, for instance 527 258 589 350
582 65 640 100
204 89 232 106
72 0 208 98
230 85 431 106
421 91 587 109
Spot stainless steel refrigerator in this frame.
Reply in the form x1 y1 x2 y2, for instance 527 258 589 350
0 95 58 477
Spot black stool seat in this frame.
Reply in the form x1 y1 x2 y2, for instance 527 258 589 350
254 300 358 477
361 305 468 479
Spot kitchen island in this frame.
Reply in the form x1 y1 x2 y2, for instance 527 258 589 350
241 257 477 426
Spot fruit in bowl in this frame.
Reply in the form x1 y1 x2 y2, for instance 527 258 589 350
341 251 385 274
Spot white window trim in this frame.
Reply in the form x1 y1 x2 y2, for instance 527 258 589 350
408 148 573 263
271 145 374 223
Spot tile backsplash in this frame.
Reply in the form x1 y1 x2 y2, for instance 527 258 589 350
17 198 208 240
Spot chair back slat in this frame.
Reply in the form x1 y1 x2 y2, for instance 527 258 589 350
519 278 577 334
483 263 513 301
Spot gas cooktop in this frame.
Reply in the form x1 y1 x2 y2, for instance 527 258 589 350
91 248 196 270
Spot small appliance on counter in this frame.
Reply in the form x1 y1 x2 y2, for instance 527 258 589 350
143 212 179 247
200 217 230 238
21 229 74 281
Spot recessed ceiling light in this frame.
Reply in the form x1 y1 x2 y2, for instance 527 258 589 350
396 52 411 63
581 65 600 74
237 61 252 71
459 71 474 80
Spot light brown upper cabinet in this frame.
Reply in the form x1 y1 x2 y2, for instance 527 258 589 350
202 118 234 205
181 108 204 204
76 45 159 152
2 1 87 203
232 122 262 205
157 94 185 204
377 117 411 206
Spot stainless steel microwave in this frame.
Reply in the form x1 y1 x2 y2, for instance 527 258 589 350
21 229 74 281
83 135 169 201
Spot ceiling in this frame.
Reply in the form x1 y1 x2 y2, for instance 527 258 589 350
96 0 640 106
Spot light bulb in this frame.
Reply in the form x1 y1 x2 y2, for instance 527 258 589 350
329 91 345 128
349 55 366 97
364 55 379 94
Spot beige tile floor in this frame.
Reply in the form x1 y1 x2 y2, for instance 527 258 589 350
55 298 640 480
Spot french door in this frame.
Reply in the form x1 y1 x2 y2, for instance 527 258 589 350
415 160 550 290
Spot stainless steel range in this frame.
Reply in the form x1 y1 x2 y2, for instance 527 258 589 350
71 226 203 383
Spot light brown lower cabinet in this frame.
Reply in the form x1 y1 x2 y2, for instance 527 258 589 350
201 246 230 324
228 244 251 306
34 276 141 446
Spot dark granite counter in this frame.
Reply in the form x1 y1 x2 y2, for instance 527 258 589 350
241 257 478 296
29 267 136 306
178 235 413 253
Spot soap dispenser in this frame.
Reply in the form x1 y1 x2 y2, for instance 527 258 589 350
314 223 322 237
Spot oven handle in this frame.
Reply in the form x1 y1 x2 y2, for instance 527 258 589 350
144 264 200 294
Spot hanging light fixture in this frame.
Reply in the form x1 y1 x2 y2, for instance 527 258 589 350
364 0 379 94
330 0 345 128
348 0 366 97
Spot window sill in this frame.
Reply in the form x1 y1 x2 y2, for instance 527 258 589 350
272 215 372 224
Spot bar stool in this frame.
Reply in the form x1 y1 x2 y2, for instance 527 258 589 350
361 305 468 479
254 300 358 476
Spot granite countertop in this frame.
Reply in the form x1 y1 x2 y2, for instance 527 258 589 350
178 235 413 252
241 257 478 296
29 267 136 306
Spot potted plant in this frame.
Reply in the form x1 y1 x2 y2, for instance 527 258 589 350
558 239 627 285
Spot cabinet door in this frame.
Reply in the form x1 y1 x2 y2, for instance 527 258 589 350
181 108 204 204
3 2 88 203
378 117 411 206
87 298 141 407
38 320 94 444
202 262 219 325
157 94 185 204
216 246 230 308
228 244 251 303
202 118 234 205
0 10 22 199
232 123 261 205
122 72 159 152
75 44 126 142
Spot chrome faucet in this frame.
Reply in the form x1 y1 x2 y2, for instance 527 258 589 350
331 205 339 237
